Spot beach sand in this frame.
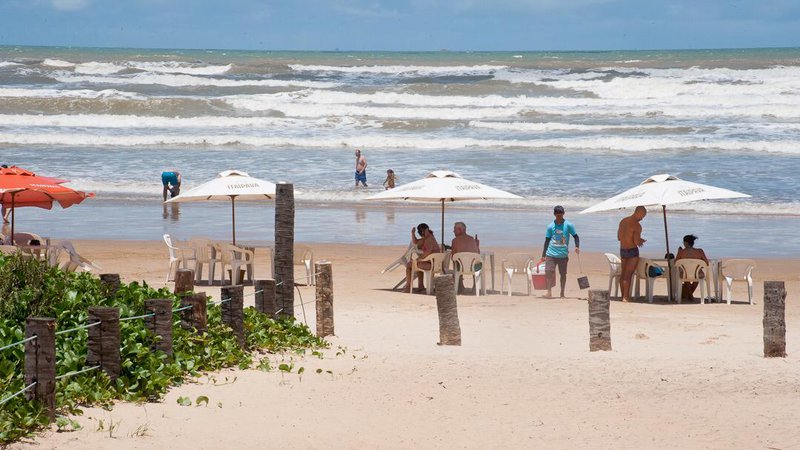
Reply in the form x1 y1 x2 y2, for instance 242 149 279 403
11 241 800 449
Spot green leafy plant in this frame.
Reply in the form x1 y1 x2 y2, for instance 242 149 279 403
0 252 327 444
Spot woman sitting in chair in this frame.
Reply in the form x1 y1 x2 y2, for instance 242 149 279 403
676 234 709 302
404 223 441 293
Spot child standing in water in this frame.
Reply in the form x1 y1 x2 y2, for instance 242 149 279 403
383 169 396 190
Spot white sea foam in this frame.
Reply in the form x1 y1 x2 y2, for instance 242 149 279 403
3 131 800 154
42 58 74 67
0 61 22 68
74 62 125 75
0 87 146 100
225 92 523 120
0 113 378 130
129 61 232 75
289 64 507 75
51 71 339 88
468 121 672 132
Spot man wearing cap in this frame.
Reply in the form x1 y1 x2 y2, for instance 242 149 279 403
539 205 580 298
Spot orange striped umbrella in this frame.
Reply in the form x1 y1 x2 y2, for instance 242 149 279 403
0 166 94 244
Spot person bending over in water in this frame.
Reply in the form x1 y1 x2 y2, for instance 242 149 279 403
617 206 647 302
161 170 182 201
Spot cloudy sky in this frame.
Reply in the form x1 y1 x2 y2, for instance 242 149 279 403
1 0 799 51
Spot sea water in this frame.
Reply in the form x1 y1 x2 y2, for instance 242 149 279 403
1 46 799 256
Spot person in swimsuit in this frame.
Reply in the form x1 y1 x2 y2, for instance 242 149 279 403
676 234 709 302
404 223 441 293
354 149 368 187
617 206 647 302
161 170 182 201
383 169 396 190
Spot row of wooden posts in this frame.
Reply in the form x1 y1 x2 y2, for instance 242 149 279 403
18 262 335 420
434 276 789 358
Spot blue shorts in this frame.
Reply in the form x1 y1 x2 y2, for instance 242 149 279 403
162 171 178 186
620 247 639 259
355 171 367 183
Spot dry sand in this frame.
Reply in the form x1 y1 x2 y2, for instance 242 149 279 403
11 241 800 450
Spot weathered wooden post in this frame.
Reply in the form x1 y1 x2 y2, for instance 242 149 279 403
315 261 334 337
588 289 612 351
274 183 295 317
763 281 787 358
221 285 245 347
174 269 194 296
254 279 277 318
180 292 208 332
86 307 121 381
434 274 461 345
24 318 56 419
99 273 121 297
144 299 173 357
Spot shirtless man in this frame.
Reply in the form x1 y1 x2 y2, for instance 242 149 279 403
404 223 441 293
451 221 480 294
618 206 647 302
354 149 368 187
451 221 480 255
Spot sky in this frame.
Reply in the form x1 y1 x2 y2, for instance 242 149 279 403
0 0 799 51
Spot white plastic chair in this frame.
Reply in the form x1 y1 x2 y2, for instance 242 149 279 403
11 232 43 246
57 241 102 273
294 244 315 285
720 259 756 305
634 258 668 303
452 252 485 296
676 258 711 304
604 253 622 298
411 252 446 295
217 243 255 285
163 234 196 282
189 238 221 283
501 253 533 296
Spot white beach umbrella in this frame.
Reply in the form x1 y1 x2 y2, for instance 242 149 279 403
580 173 750 300
166 169 276 244
366 170 522 244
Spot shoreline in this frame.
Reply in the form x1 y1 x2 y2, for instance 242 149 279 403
9 201 800 258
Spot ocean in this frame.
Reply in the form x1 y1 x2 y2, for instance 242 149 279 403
1 46 799 257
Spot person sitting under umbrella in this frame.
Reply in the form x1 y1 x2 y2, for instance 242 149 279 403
404 223 441 293
676 234 709 302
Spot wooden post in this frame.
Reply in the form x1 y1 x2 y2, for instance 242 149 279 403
174 269 194 296
588 289 612 351
763 281 787 358
180 292 208 332
254 279 277 318
86 307 121 381
221 285 245 347
434 274 461 346
99 273 121 297
315 262 334 337
24 318 56 419
144 299 173 357
274 183 295 317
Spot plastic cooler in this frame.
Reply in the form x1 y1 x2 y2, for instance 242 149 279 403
531 262 548 290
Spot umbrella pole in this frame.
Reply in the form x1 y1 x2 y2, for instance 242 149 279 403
662 205 675 302
9 193 15 245
231 196 236 245
441 199 445 247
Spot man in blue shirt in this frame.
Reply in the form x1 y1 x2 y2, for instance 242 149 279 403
161 170 181 201
539 205 580 298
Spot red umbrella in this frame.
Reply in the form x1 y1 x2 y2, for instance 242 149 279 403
0 166 94 245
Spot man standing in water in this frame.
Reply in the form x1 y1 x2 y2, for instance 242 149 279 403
354 149 368 187
618 206 647 302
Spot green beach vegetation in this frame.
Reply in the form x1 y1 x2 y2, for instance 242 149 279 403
0 251 326 444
